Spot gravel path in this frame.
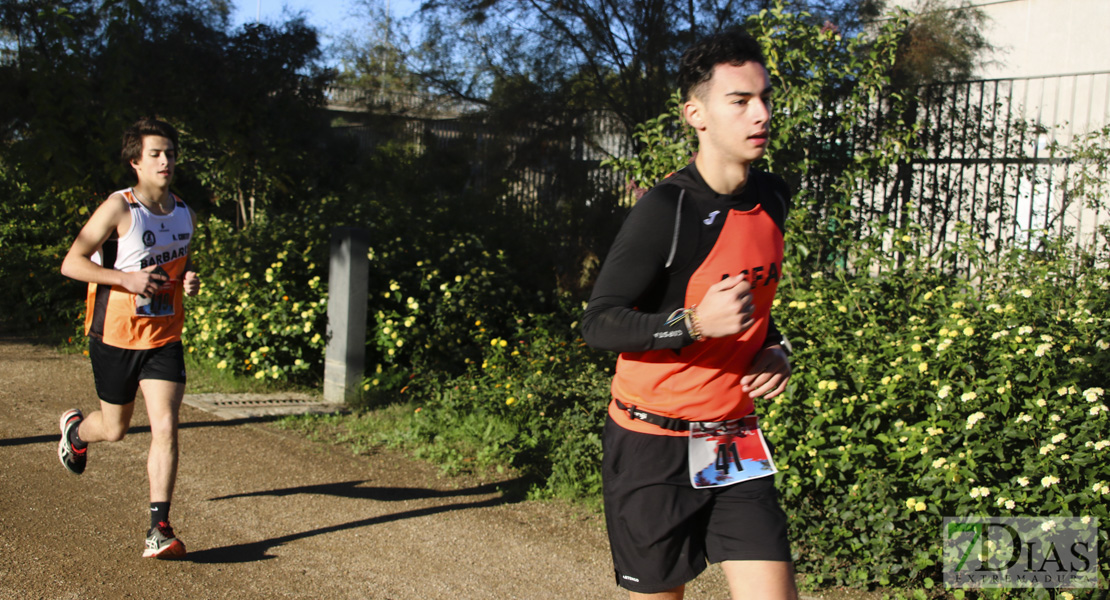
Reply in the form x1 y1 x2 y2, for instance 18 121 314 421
0 337 739 600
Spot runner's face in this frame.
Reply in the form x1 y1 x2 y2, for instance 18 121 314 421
687 61 772 166
131 135 176 187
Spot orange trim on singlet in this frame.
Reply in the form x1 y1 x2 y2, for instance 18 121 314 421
610 205 783 436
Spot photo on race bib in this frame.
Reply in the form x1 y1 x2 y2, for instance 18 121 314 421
689 415 777 488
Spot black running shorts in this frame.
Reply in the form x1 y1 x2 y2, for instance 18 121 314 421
601 415 793 594
88 338 186 405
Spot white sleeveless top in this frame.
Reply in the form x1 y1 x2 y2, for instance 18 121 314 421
85 189 193 349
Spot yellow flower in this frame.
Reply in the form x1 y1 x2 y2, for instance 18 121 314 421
918 362 928 373
911 343 922 352
506 397 516 406
963 327 974 336
915 501 926 512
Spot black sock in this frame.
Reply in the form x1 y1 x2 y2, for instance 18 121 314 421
68 424 87 450
150 502 171 529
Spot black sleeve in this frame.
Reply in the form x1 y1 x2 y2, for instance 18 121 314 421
759 172 791 351
581 187 694 353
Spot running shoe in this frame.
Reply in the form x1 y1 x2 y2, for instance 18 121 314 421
143 521 186 559
58 409 86 475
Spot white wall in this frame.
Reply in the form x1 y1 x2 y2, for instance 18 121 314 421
970 0 1110 79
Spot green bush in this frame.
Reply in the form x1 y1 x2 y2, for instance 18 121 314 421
183 208 333 385
363 230 547 396
0 172 90 334
769 242 1109 595
352 296 612 504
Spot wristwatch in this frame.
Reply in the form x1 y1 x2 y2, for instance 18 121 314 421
763 334 793 356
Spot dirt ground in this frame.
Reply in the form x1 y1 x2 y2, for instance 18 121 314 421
0 337 757 600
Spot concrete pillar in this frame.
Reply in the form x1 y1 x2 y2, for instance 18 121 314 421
324 226 371 404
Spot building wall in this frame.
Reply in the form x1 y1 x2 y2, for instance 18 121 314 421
967 0 1110 79
882 0 1109 259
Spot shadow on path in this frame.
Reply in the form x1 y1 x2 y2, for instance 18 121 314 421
186 495 513 564
0 416 282 447
207 478 522 503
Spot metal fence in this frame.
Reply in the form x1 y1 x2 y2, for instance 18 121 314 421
333 109 634 220
852 72 1110 272
330 73 1110 271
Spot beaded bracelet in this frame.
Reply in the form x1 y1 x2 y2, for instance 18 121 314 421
687 305 704 341
664 306 704 342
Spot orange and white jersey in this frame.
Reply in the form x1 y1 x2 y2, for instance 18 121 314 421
84 189 193 349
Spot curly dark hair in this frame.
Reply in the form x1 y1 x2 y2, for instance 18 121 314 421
677 27 767 101
120 117 179 171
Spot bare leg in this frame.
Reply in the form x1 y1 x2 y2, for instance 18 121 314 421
629 585 685 600
138 379 184 503
77 400 135 443
721 560 799 600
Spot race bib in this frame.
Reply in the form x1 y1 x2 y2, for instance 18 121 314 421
689 415 777 489
134 281 176 317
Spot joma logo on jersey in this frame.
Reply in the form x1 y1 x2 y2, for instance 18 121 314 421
720 261 781 287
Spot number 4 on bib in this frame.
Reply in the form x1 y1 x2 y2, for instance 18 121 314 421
689 415 777 489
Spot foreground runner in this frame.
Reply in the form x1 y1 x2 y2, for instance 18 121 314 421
58 117 200 559
582 28 798 599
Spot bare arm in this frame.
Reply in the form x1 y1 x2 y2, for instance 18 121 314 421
182 207 200 296
60 194 166 296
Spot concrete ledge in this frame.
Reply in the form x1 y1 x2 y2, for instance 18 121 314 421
184 393 347 420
